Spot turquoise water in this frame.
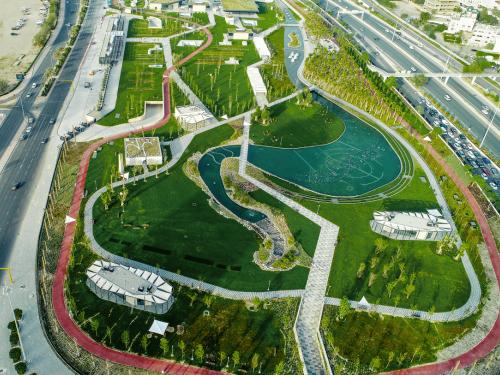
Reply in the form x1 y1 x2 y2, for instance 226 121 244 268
198 95 402 221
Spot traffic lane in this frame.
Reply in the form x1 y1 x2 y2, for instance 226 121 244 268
448 78 500 125
425 79 500 157
0 83 70 266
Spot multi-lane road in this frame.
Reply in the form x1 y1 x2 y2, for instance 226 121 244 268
0 0 102 269
315 0 500 158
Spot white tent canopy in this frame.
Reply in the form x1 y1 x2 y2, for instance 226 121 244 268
358 296 371 308
149 319 169 335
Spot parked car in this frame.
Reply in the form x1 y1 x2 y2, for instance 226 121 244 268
444 94 452 101
41 137 49 144
11 182 22 191
489 182 498 190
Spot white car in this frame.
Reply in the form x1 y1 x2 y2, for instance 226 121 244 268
31 82 37 89
25 126 32 133
409 45 414 50
26 92 31 98
489 182 498 191
410 66 417 72
444 94 451 101
481 108 489 115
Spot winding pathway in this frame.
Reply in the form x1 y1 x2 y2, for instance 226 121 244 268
51 20 224 375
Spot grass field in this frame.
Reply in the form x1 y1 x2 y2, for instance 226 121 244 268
177 16 260 118
98 43 165 126
259 28 296 101
256 3 283 31
90 125 318 291
127 13 209 38
320 305 477 371
251 99 345 147
170 30 208 64
66 237 301 373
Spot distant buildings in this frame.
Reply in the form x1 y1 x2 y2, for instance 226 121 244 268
98 16 125 65
147 0 182 12
424 0 460 14
174 105 214 131
86 260 175 314
460 0 500 10
446 7 478 33
370 209 452 241
221 0 259 17
468 23 500 47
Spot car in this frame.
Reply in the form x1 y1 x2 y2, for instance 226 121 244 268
11 182 22 191
467 150 476 159
481 168 491 176
410 66 417 72
444 94 451 101
41 137 49 144
453 143 462 150
31 82 37 89
26 92 31 98
19 133 28 141
481 108 489 115
433 120 440 127
25 126 32 133
409 45 414 50
385 28 389 33
459 134 466 141
489 182 498 190
28 117 35 124
473 151 481 158
457 150 466 159
491 168 498 175
482 157 491 165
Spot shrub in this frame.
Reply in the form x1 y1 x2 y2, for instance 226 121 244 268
15 362 27 375
9 347 22 362
14 308 23 321
10 330 19 346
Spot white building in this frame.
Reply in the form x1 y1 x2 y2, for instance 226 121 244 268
446 8 478 33
86 260 175 314
469 24 500 47
174 105 214 131
253 36 271 60
424 0 460 14
147 0 182 12
124 137 163 166
190 0 209 12
370 209 452 241
460 0 500 10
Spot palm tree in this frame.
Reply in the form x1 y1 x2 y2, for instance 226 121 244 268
160 338 169 357
121 330 130 350
178 340 186 360
232 351 240 369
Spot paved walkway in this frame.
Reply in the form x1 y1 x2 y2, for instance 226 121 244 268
52 21 223 374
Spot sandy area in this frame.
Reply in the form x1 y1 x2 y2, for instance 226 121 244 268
0 0 49 89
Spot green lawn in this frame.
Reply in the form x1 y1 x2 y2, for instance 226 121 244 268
259 28 296 101
170 30 208 64
98 43 165 126
127 13 209 38
251 99 345 147
320 305 477 371
177 16 260 118
67 225 302 374
91 125 315 291
256 3 283 31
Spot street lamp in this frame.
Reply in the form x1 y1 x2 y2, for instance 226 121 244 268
480 107 497 148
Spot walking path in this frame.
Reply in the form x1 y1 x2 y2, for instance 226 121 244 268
52 21 225 374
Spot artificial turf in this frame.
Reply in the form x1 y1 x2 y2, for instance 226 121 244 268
98 43 165 126
90 125 316 291
251 99 345 147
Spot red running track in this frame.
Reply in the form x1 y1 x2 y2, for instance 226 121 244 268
51 26 222 374
383 141 500 375
50 20 499 374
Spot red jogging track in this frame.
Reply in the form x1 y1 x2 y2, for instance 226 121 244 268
50 21 499 375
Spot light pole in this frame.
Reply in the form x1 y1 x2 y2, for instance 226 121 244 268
480 107 497 148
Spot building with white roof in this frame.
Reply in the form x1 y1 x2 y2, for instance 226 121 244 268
446 8 478 33
174 105 214 131
460 0 500 10
86 260 174 314
124 137 163 167
247 66 267 106
253 36 271 61
370 209 452 241
468 24 499 47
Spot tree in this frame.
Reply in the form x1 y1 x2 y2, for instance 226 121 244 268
202 294 215 309
385 76 398 89
374 237 388 254
251 353 260 373
178 340 186 359
412 74 429 87
14 362 27 375
370 356 382 370
337 296 351 320
386 351 395 368
195 344 204 363
419 12 431 23
0 79 9 95
386 280 398 298
273 361 285 375
90 318 100 335
119 186 128 212
219 351 227 366
404 283 416 299
121 330 130 350
9 347 22 362
356 262 366 278
232 351 240 369
188 291 198 306
140 334 149 354
260 106 271 125
454 243 469 261
160 338 169 357
14 309 23 321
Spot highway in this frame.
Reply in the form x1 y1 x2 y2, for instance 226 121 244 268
318 0 500 158
0 0 102 268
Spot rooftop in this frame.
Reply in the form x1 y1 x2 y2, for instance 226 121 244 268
124 137 162 159
221 0 258 12
372 210 452 232
86 260 173 304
